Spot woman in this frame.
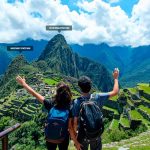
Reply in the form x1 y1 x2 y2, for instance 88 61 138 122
16 75 81 150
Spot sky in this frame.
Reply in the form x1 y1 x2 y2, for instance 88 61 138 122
0 0 150 47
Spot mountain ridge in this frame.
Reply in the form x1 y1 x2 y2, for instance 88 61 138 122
0 37 149 87
0 34 113 98
38 34 113 91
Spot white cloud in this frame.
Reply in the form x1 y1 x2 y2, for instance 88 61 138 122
0 0 150 47
107 0 120 4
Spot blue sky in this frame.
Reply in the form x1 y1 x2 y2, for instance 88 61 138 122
7 0 139 17
108 0 139 16
2 0 150 47
7 0 24 3
61 0 139 17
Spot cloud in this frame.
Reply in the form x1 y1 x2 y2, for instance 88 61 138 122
131 0 150 46
0 0 150 47
106 0 120 4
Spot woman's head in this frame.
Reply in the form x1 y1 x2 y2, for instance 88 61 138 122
55 82 72 107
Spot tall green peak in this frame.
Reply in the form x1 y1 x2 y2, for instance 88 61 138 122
38 34 113 91
51 34 67 43
38 34 69 61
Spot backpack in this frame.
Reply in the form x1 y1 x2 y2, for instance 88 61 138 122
45 106 69 143
78 94 104 140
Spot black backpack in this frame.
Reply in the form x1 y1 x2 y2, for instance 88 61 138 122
78 94 104 140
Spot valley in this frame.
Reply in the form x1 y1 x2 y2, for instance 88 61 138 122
0 34 150 150
0 70 150 149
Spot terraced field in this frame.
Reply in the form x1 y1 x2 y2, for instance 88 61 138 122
0 95 42 122
0 79 150 150
67 83 150 150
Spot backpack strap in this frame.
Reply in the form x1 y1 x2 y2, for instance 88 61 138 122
79 93 97 107
89 93 96 101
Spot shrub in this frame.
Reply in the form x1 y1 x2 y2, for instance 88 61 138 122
109 129 128 142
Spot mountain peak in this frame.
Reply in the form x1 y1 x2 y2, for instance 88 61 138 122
48 34 67 47
38 34 113 91
6 55 28 76
38 34 69 61
52 34 66 42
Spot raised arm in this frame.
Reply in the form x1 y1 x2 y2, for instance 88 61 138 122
108 68 119 98
16 75 44 103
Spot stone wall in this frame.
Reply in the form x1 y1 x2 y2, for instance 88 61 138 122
119 123 130 130
141 101 150 108
139 90 150 100
143 92 150 100
104 99 118 109
130 120 142 130
102 108 114 119
137 109 150 121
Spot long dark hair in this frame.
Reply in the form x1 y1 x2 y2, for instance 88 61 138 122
54 82 72 108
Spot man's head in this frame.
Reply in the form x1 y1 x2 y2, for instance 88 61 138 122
78 76 92 93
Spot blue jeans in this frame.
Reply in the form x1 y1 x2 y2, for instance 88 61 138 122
80 138 102 150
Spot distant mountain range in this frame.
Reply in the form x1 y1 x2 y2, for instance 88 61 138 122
71 44 150 87
0 39 47 75
0 34 113 98
0 36 149 87
0 46 13 75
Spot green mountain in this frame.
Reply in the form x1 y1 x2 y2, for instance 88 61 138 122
38 34 78 77
38 34 113 91
0 34 113 98
0 55 38 98
1 38 149 88
121 47 150 87
0 46 13 75
71 44 150 87
71 44 127 74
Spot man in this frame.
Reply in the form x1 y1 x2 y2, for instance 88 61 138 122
70 68 119 150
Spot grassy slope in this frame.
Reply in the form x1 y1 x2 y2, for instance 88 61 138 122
103 130 150 150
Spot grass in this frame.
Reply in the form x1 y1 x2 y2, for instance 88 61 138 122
27 104 37 111
141 96 150 103
127 99 134 107
109 119 119 129
103 130 150 150
103 106 119 115
23 107 35 114
129 110 143 120
109 95 118 101
103 146 150 150
128 88 137 94
137 83 150 93
10 107 18 112
43 78 59 85
139 105 150 115
129 146 150 150
11 100 23 104
20 109 32 117
53 76 62 81
120 115 130 127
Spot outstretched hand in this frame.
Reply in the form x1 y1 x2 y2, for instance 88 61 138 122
113 68 119 79
16 75 26 86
